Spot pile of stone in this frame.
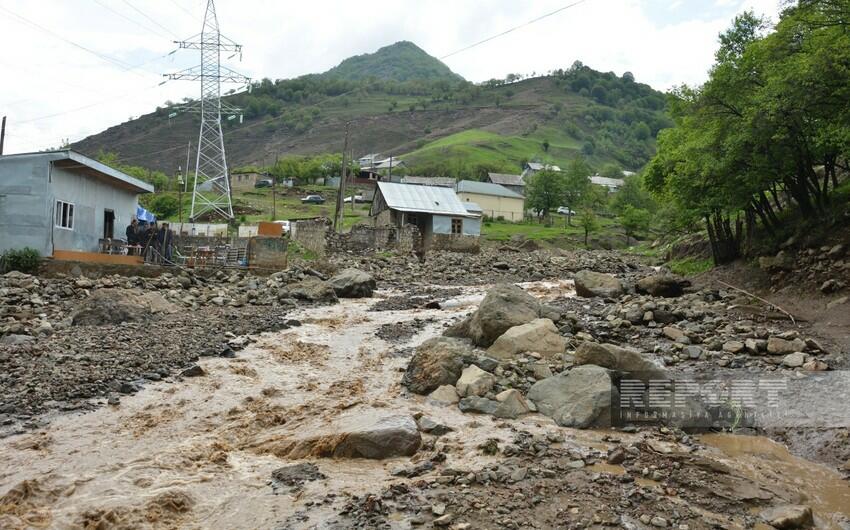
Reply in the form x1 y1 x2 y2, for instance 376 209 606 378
759 241 848 301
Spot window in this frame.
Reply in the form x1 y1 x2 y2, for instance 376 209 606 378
451 218 462 234
55 200 74 230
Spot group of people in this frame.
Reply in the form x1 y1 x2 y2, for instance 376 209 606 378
125 219 175 263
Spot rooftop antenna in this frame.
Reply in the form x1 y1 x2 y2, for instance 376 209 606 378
165 0 250 221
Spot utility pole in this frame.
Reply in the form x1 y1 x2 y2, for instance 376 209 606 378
334 122 351 232
166 0 250 221
0 116 6 156
177 170 184 224
183 141 191 193
272 156 278 220
388 156 393 181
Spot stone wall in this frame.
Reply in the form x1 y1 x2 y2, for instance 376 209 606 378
428 233 480 253
247 236 288 271
327 224 420 255
291 218 331 256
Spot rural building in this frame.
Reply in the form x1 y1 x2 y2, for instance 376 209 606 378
589 175 625 191
399 175 456 188
521 162 561 180
0 150 154 257
358 153 382 167
486 172 525 195
371 181 480 252
230 171 262 190
456 180 525 222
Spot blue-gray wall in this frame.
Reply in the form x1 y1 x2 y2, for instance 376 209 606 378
1 154 141 256
432 215 480 236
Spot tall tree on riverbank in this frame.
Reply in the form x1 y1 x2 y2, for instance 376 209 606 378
645 2 850 264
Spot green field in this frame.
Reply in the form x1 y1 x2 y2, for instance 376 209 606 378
480 215 619 243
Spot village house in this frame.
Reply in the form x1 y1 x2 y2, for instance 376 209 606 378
399 175 456 188
370 181 480 252
520 162 561 180
456 179 525 222
0 150 154 257
485 172 525 195
589 174 625 191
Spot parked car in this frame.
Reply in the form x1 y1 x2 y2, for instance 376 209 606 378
301 195 325 204
343 194 365 203
557 206 576 216
254 179 273 188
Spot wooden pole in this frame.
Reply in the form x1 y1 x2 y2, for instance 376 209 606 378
334 122 350 232
0 116 6 155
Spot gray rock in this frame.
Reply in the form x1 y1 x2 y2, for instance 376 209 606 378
526 365 616 428
760 505 813 529
487 318 566 360
0 334 34 346
402 337 469 395
458 396 501 415
683 345 703 359
493 389 530 419
723 341 745 354
573 341 664 377
782 352 806 368
759 251 794 271
283 277 338 303
283 415 421 460
428 384 460 405
767 337 807 355
72 289 150 326
456 365 496 397
327 268 376 298
636 274 685 298
574 270 624 299
445 284 542 347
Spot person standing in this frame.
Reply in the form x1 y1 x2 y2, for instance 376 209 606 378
125 219 138 254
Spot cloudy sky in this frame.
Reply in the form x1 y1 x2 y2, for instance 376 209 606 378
0 0 781 154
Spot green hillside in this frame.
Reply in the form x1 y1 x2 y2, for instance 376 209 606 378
321 41 463 82
73 44 671 178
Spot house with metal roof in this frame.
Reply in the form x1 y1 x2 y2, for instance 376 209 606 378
456 180 525 222
486 172 525 195
0 149 154 257
589 174 625 191
399 175 456 188
370 181 480 253
521 162 561 180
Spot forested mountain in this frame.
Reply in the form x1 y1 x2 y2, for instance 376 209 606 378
73 42 671 177
320 41 464 82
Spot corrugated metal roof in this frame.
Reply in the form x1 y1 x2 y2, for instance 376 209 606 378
487 172 524 186
525 162 561 172
464 202 483 213
456 180 525 199
401 176 456 188
0 149 154 193
377 181 475 217
590 175 625 188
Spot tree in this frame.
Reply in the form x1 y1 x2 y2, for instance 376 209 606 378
525 169 565 220
620 205 651 245
611 174 653 213
562 157 592 225
578 208 599 247
145 195 179 219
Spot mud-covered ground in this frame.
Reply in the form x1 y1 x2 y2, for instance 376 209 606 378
0 248 848 529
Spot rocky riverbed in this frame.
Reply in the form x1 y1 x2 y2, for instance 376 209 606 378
0 248 848 529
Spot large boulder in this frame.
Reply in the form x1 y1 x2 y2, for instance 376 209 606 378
487 318 566 360
573 270 624 299
445 284 542 347
402 337 469 395
278 414 421 460
493 389 531 419
283 277 338 303
759 505 813 529
455 365 496 397
527 365 616 428
636 274 685 298
767 337 807 355
573 341 664 378
72 289 151 326
327 268 376 298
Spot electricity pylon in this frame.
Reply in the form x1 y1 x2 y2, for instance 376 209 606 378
166 0 250 221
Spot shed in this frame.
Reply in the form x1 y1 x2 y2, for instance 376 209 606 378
456 180 525 222
371 181 480 253
0 149 154 257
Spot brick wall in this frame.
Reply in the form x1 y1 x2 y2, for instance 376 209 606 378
291 218 331 255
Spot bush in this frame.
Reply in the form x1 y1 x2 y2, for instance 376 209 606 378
0 247 41 274
144 195 179 219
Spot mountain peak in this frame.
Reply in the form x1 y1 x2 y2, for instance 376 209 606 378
321 41 464 83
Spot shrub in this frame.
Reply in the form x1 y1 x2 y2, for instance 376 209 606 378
0 247 41 274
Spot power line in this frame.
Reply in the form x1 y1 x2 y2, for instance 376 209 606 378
168 0 201 22
91 0 172 39
0 5 151 75
440 0 589 60
121 0 181 39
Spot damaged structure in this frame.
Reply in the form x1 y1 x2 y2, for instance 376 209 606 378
370 181 481 253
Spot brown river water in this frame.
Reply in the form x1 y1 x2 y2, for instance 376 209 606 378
0 280 848 529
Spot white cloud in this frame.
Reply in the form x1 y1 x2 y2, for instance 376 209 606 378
0 0 780 155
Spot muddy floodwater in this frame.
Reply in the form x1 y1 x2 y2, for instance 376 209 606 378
1 280 849 529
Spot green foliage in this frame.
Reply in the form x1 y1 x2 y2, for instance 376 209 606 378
578 208 599 247
322 41 463 82
667 257 713 276
620 205 651 244
95 150 172 191
562 157 592 224
525 169 565 218
143 195 179 219
270 154 346 183
610 174 654 213
0 247 41 274
646 5 850 264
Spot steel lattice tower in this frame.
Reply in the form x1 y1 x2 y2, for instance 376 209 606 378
166 0 250 221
